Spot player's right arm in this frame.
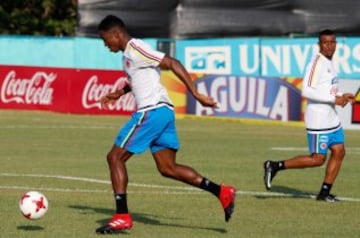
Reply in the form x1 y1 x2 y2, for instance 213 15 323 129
159 55 218 108
302 56 336 104
100 84 131 109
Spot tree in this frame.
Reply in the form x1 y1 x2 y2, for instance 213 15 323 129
0 0 77 36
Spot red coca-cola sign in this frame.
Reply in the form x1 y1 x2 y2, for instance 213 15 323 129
0 65 136 115
1 70 55 105
68 68 135 115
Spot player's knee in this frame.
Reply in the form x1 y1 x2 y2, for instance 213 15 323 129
311 154 326 166
158 166 175 178
338 148 346 159
106 152 117 165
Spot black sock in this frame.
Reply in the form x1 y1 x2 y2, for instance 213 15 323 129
319 183 332 196
114 193 128 214
199 178 221 197
274 161 285 171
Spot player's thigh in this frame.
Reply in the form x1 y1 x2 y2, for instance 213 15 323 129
150 106 179 153
307 133 330 155
114 111 154 154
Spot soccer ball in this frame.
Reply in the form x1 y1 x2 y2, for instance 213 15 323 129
19 191 49 220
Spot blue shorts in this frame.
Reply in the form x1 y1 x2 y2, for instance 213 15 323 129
307 128 344 155
114 106 179 154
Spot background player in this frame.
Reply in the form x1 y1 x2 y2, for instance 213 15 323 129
263 29 355 202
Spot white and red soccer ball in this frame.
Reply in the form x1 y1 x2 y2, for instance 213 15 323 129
19 191 49 220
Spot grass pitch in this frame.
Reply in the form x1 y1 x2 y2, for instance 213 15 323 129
0 110 359 238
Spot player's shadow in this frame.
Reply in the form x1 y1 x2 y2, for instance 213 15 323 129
255 185 314 200
17 225 44 231
69 205 227 234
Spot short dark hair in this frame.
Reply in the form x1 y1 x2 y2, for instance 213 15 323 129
98 15 126 31
319 29 335 40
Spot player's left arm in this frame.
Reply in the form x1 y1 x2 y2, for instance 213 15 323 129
100 84 131 109
159 55 218 108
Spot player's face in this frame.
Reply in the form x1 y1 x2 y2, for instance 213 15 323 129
319 34 337 60
99 29 122 53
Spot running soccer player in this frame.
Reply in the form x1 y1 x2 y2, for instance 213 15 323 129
95 15 236 234
263 29 355 202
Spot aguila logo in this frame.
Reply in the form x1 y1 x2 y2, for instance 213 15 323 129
82 76 136 111
1 70 55 105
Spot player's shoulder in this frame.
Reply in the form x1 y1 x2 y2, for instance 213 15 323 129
129 38 153 51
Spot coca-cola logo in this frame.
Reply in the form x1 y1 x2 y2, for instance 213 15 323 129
1 70 55 105
82 76 136 111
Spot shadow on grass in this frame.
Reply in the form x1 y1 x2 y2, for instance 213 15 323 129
255 185 315 200
69 205 227 234
17 225 44 231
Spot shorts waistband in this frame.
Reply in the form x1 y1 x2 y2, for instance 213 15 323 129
137 102 174 112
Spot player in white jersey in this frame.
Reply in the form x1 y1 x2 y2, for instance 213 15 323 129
263 29 355 202
95 15 236 234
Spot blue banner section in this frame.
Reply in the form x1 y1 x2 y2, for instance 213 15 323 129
261 37 360 78
176 37 360 79
0 36 157 70
176 38 260 76
186 75 302 121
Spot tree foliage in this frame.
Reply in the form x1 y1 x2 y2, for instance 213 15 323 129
0 0 77 36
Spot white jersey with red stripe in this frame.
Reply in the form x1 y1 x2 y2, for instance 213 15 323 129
122 38 173 111
302 52 342 133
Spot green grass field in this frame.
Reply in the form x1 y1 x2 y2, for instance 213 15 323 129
0 110 359 238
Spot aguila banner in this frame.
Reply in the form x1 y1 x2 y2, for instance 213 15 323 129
0 65 136 115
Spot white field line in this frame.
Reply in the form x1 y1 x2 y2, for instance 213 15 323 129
1 173 360 202
0 125 115 129
270 147 360 154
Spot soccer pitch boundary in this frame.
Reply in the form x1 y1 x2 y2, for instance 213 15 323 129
1 172 360 202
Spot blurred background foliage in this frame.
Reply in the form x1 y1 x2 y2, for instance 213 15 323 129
0 0 77 36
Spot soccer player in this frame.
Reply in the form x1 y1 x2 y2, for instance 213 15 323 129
95 15 236 234
263 29 355 202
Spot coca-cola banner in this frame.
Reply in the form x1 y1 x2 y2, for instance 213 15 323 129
0 65 136 115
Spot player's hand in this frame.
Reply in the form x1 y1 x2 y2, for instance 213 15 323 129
194 93 218 108
343 93 355 105
336 93 355 107
100 91 121 109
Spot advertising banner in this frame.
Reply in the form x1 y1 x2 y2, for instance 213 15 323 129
1 65 359 129
186 75 302 122
261 37 360 79
0 65 69 112
0 65 136 115
176 37 360 79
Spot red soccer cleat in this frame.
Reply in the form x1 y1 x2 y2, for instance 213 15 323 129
95 213 133 234
219 184 236 222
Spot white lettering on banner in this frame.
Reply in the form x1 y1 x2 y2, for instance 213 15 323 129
238 45 259 74
82 76 135 111
195 76 289 121
270 86 288 120
261 44 317 75
352 44 360 72
260 42 360 76
293 45 312 73
1 70 55 105
334 43 360 74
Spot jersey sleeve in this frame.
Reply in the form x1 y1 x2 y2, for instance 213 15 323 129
302 56 336 103
128 40 165 68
